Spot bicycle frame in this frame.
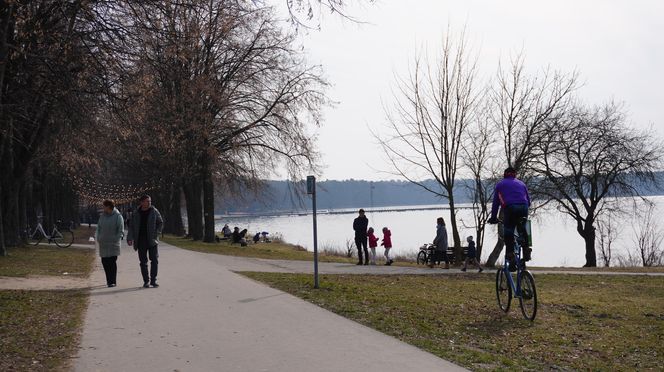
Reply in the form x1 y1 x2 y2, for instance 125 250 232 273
501 233 526 298
30 221 60 241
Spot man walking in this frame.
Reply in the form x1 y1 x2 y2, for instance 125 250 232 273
127 195 164 288
353 209 369 265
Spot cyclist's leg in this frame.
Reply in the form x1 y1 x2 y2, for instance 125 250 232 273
503 207 517 260
513 205 531 261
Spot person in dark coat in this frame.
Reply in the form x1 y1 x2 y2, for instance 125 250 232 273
353 209 369 265
462 235 483 273
127 195 163 288
430 217 450 269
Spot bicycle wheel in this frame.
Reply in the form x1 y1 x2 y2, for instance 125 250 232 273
27 227 43 246
496 269 512 313
519 270 538 321
53 229 74 248
417 251 427 265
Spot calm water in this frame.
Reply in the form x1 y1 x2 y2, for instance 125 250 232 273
216 196 664 267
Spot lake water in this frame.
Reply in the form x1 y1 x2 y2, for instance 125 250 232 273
215 196 664 267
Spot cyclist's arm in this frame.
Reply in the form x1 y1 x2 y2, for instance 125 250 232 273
490 188 501 220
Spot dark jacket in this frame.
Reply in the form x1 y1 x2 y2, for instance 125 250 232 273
126 206 163 247
433 223 448 251
353 215 368 238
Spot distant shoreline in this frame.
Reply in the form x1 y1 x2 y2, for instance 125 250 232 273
215 204 477 219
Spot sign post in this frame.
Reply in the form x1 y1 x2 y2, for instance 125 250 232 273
306 176 319 289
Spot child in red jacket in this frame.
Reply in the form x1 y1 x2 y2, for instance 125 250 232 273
367 227 379 265
381 227 394 266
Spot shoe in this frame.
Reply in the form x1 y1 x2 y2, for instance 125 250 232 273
150 282 159 288
107 283 116 288
384 262 390 266
523 247 532 262
478 268 484 273
461 268 467 272
508 261 517 272
356 261 363 265
389 260 394 266
143 282 150 288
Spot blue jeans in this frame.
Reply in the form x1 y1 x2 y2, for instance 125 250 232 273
503 204 529 257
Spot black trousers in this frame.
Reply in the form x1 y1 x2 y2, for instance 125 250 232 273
503 204 529 258
101 256 117 285
355 236 368 263
137 244 159 283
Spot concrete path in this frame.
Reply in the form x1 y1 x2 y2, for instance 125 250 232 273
188 251 664 277
74 242 466 372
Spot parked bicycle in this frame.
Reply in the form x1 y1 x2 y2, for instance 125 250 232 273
26 217 74 248
495 217 537 321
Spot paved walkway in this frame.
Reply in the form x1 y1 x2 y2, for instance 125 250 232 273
185 251 664 277
74 242 466 372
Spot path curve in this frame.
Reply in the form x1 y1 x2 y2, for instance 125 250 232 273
74 241 467 372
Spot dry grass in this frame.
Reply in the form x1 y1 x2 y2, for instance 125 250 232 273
242 272 664 371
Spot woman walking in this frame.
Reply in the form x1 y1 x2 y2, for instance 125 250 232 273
96 199 124 287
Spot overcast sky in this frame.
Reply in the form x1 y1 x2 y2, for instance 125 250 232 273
283 0 664 181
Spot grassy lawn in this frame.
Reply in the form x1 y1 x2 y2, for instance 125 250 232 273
0 289 88 371
0 245 95 278
242 272 664 371
162 235 356 263
71 225 97 245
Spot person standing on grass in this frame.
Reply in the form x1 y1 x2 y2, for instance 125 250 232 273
127 195 163 288
96 199 124 287
430 217 450 269
353 209 369 265
462 236 483 273
381 227 393 266
367 227 379 265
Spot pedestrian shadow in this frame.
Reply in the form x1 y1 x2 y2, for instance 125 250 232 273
89 286 145 296
237 293 285 303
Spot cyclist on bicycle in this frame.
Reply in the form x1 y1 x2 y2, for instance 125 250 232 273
488 167 532 271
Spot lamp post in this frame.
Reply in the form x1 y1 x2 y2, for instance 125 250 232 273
306 176 319 289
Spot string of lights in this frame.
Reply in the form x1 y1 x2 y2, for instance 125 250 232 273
71 176 172 205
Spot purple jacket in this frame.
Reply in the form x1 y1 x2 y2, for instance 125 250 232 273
491 176 530 219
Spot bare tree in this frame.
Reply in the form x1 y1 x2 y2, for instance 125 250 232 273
533 102 663 267
483 54 579 266
376 30 480 260
461 102 499 261
596 214 618 267
632 203 664 267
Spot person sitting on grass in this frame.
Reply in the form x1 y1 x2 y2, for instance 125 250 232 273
231 227 248 246
367 227 379 265
381 227 394 266
253 232 261 244
222 224 232 238
462 236 483 273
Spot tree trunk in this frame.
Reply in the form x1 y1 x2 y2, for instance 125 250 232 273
182 179 203 241
0 185 6 256
447 191 462 263
168 184 185 236
581 224 597 267
202 153 216 243
485 221 505 267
